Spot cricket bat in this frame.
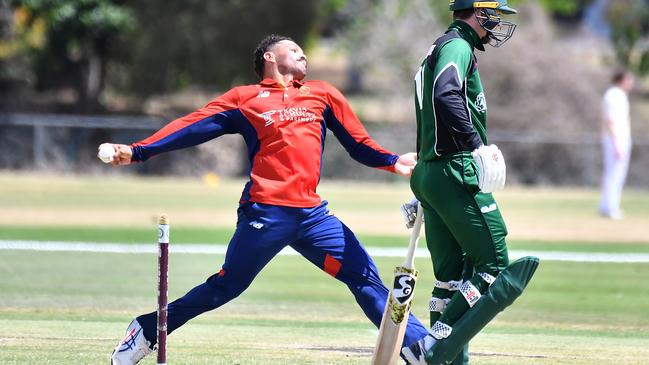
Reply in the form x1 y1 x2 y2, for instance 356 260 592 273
371 203 424 365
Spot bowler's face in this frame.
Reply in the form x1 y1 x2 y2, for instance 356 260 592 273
270 40 308 80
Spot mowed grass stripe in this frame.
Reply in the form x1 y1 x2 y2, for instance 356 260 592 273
3 241 649 263
1 225 649 253
1 172 648 243
1 251 648 364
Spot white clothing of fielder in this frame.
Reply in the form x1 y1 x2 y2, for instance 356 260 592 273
599 86 632 218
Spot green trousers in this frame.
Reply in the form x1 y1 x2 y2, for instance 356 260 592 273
411 152 509 327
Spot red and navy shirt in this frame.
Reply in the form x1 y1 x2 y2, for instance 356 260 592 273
131 78 399 208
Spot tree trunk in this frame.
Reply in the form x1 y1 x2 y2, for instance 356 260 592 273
80 40 107 111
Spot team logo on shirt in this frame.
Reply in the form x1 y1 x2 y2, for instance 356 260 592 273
259 107 318 126
260 111 278 126
257 90 270 98
475 92 487 113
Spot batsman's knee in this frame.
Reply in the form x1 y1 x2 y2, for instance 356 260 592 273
429 277 462 327
430 277 462 312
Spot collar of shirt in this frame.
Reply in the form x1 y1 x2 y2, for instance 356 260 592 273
259 78 305 89
447 20 484 52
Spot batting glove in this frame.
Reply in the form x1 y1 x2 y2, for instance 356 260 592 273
471 144 506 193
401 197 420 229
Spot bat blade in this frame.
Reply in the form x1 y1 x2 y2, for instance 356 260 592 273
371 203 423 365
371 267 418 365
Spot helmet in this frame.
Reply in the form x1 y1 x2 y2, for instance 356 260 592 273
449 1 517 48
449 0 517 14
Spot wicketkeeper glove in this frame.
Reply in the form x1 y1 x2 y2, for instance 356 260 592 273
401 197 420 229
471 144 506 193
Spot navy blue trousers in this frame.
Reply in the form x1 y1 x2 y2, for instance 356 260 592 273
137 201 428 348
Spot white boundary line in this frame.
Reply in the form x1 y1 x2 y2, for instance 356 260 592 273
1 240 649 263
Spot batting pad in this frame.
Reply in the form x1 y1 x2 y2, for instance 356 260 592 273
425 256 540 364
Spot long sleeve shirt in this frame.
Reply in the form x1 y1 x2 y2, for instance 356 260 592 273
414 21 488 160
131 78 399 207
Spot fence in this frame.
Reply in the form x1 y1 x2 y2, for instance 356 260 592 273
1 113 647 188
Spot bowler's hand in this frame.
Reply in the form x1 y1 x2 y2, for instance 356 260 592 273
111 144 133 166
394 152 417 176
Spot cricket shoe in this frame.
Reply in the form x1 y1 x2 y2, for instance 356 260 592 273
111 319 153 365
402 335 439 365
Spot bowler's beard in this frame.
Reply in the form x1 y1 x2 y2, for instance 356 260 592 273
278 62 307 80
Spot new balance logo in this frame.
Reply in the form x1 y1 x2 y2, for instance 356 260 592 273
249 221 264 229
480 203 497 213
118 328 141 352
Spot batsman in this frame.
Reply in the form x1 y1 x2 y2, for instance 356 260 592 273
401 1 539 364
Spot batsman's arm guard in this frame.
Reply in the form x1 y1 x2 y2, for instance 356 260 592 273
426 256 540 364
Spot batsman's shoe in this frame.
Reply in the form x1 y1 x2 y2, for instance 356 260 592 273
402 335 439 365
111 319 153 365
425 257 540 364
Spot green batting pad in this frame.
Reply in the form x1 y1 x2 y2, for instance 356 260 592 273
448 344 469 365
426 256 540 364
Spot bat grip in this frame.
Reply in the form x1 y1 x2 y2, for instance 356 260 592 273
403 203 424 268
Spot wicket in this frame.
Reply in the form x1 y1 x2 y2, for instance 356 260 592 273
157 215 170 365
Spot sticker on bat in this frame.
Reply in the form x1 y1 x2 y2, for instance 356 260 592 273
392 274 417 305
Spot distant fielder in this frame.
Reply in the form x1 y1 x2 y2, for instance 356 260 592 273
402 2 538 364
102 34 430 364
599 69 634 220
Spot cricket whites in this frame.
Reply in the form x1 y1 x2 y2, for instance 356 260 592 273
157 215 170 365
371 203 424 365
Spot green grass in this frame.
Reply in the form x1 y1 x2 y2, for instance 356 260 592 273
3 225 649 253
2 172 648 245
1 251 648 364
499 188 649 214
507 239 649 253
0 225 236 245
1 172 649 364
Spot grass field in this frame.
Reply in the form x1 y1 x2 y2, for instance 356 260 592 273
1 172 649 364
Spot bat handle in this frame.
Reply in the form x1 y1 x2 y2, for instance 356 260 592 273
403 203 424 268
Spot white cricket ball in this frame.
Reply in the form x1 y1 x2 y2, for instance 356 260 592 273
97 143 116 163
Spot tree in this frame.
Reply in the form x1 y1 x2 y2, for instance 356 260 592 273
535 0 593 18
333 0 442 95
10 0 135 108
607 0 649 75
117 0 342 97
528 0 649 74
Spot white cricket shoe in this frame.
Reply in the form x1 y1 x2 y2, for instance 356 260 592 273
111 319 152 365
402 335 438 365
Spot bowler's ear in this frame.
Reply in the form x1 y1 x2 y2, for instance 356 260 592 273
264 51 275 63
